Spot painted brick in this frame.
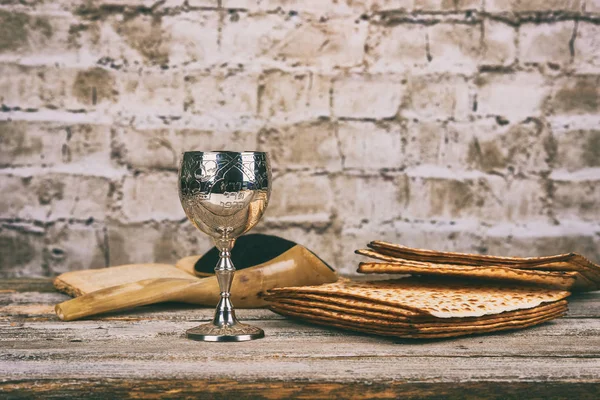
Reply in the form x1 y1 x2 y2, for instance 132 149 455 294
484 225 600 264
547 76 600 116
428 23 481 72
187 0 217 6
0 64 119 110
0 224 46 277
223 0 370 14
485 0 582 12
264 173 334 226
403 175 500 221
443 118 553 175
369 0 481 11
0 121 111 167
370 0 413 11
552 179 600 222
588 0 600 13
403 174 544 222
220 12 300 63
337 120 404 170
0 11 80 63
403 120 445 167
0 64 70 109
502 178 548 222
258 71 330 121
519 22 575 65
552 128 600 171
1 64 216 116
0 10 219 66
333 74 404 119
117 126 259 170
366 23 428 72
257 121 341 171
71 1 191 10
119 70 186 116
389 220 485 254
163 12 220 65
574 22 600 72
482 19 516 66
414 0 481 10
401 74 472 119
120 172 184 222
43 222 107 275
475 72 550 119
103 12 219 66
107 220 208 266
184 72 258 118
332 174 407 228
0 173 112 221
271 19 368 70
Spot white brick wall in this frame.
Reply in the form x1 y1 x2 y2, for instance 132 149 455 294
1 1 599 277
574 22 600 72
333 75 404 118
519 21 575 65
475 72 549 119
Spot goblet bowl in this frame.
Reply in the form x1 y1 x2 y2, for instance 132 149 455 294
178 151 271 341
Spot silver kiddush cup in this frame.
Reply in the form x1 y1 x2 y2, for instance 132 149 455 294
178 151 271 341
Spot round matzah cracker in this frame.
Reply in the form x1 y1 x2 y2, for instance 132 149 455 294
270 301 566 332
357 261 577 290
267 278 570 318
270 306 566 339
271 297 567 327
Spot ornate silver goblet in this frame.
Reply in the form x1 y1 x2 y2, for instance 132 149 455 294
178 151 271 341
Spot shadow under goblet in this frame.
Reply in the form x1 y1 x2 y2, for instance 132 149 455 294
178 151 271 342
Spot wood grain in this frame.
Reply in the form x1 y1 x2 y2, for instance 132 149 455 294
1 279 599 399
2 380 599 400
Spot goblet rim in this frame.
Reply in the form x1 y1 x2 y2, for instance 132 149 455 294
181 150 268 156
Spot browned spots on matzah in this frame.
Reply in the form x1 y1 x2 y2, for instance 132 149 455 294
267 279 570 318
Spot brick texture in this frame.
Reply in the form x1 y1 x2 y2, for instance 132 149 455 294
1 1 599 278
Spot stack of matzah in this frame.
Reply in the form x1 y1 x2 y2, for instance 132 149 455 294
356 241 600 292
265 242 600 339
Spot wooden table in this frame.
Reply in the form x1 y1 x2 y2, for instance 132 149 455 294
1 279 599 399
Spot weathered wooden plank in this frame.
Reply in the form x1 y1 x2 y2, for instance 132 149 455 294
0 279 58 293
2 282 600 320
2 315 600 343
1 379 599 400
2 278 599 399
1 356 599 382
2 319 600 366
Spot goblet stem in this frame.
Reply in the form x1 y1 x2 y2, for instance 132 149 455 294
185 240 265 341
213 248 237 326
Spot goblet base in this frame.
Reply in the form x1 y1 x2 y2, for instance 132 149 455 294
186 322 265 342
